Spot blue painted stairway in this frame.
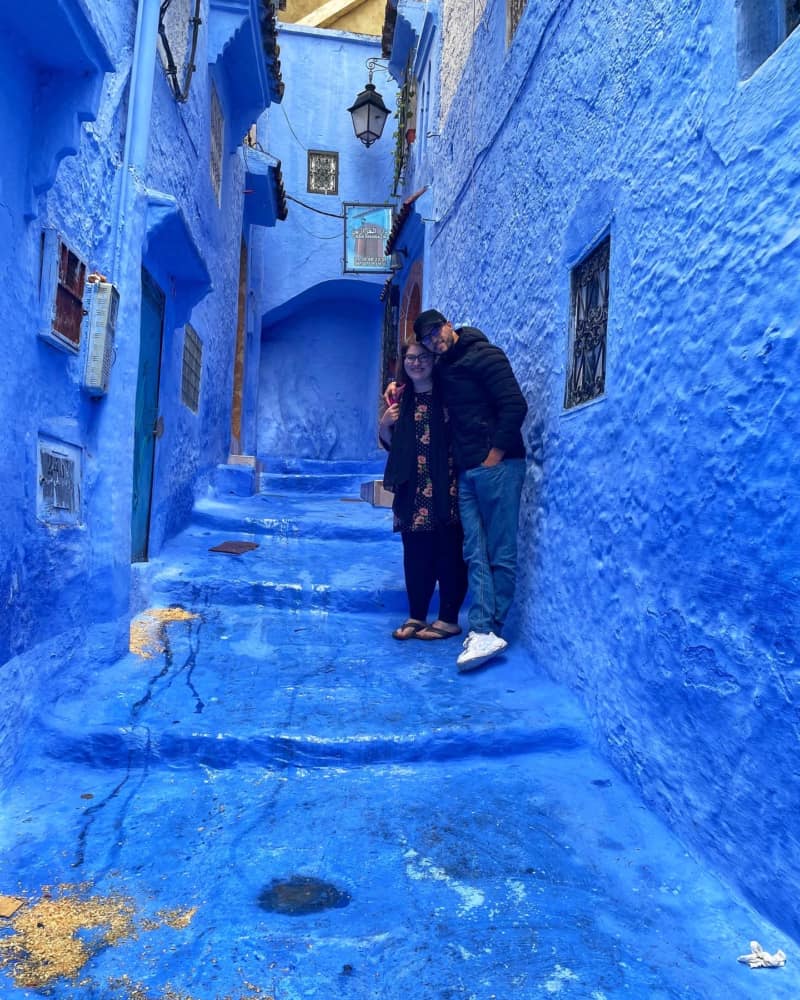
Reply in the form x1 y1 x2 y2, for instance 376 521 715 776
0 462 796 999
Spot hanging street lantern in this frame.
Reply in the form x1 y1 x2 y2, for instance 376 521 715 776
348 59 390 148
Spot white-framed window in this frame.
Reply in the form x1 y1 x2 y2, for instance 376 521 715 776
181 324 202 412
210 81 224 203
738 0 800 77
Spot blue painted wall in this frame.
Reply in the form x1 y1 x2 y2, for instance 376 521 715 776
0 0 127 777
0 0 279 779
258 280 384 459
395 1 800 937
256 25 394 461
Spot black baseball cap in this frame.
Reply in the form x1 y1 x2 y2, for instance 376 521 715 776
413 309 448 342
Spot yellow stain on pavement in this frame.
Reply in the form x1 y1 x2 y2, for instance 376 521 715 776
0 887 209 992
0 888 136 988
129 607 199 659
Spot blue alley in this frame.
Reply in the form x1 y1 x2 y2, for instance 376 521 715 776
2 0 800 998
1 464 798 998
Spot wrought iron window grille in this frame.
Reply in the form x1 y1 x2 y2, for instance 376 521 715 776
564 236 610 411
307 151 339 195
181 324 203 412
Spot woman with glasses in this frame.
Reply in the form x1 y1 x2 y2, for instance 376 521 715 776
379 340 468 640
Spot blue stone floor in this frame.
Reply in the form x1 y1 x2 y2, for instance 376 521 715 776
0 467 797 998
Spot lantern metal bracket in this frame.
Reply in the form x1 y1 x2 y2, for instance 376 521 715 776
366 57 390 83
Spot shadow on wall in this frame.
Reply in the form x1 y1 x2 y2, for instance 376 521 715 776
258 280 385 461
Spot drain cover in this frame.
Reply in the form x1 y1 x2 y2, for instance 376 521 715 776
258 876 351 915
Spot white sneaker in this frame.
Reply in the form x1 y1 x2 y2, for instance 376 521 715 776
456 631 508 672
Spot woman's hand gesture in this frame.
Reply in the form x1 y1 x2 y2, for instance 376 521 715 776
380 403 400 430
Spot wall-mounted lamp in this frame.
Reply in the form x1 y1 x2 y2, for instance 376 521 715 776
347 58 390 148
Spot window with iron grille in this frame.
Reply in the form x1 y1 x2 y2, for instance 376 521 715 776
210 81 224 203
181 324 202 412
738 0 800 77
307 150 339 195
37 437 81 524
507 0 529 44
564 236 610 411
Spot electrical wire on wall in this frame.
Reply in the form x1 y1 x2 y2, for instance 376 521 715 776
431 0 577 245
243 141 346 227
279 103 310 152
286 194 344 221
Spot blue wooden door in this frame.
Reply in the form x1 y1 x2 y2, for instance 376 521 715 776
131 268 165 562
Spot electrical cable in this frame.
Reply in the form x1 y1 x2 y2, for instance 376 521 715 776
431 0 576 244
242 129 345 221
285 194 344 220
279 103 309 151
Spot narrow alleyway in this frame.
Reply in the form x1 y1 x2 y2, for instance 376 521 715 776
0 465 797 1000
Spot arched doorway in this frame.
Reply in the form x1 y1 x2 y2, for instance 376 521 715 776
399 259 424 346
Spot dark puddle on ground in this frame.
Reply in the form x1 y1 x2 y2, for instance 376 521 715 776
259 876 351 915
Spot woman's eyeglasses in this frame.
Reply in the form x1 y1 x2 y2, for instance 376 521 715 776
405 353 433 365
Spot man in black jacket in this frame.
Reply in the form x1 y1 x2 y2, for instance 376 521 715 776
413 309 528 671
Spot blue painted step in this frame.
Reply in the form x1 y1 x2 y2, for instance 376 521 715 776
259 471 375 495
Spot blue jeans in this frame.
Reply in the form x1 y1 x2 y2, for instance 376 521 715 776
458 459 525 635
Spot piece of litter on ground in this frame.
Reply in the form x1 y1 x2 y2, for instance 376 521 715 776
208 540 260 555
737 941 787 969
0 895 24 917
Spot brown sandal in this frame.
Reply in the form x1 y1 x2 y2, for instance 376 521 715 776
392 619 427 640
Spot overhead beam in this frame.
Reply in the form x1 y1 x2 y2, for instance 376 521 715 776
296 0 369 28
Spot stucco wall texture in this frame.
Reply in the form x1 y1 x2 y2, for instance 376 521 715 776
258 283 384 459
1 0 270 778
423 0 800 937
256 25 394 461
0 1 130 724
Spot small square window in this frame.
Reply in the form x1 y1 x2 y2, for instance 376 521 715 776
564 236 610 411
181 324 202 412
307 150 339 195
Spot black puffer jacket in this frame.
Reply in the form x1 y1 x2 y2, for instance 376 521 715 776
436 327 528 470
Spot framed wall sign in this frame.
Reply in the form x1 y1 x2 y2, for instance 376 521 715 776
343 203 392 273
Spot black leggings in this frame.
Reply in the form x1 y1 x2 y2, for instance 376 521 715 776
401 523 469 625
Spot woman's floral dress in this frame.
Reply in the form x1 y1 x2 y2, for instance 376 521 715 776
394 391 459 532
